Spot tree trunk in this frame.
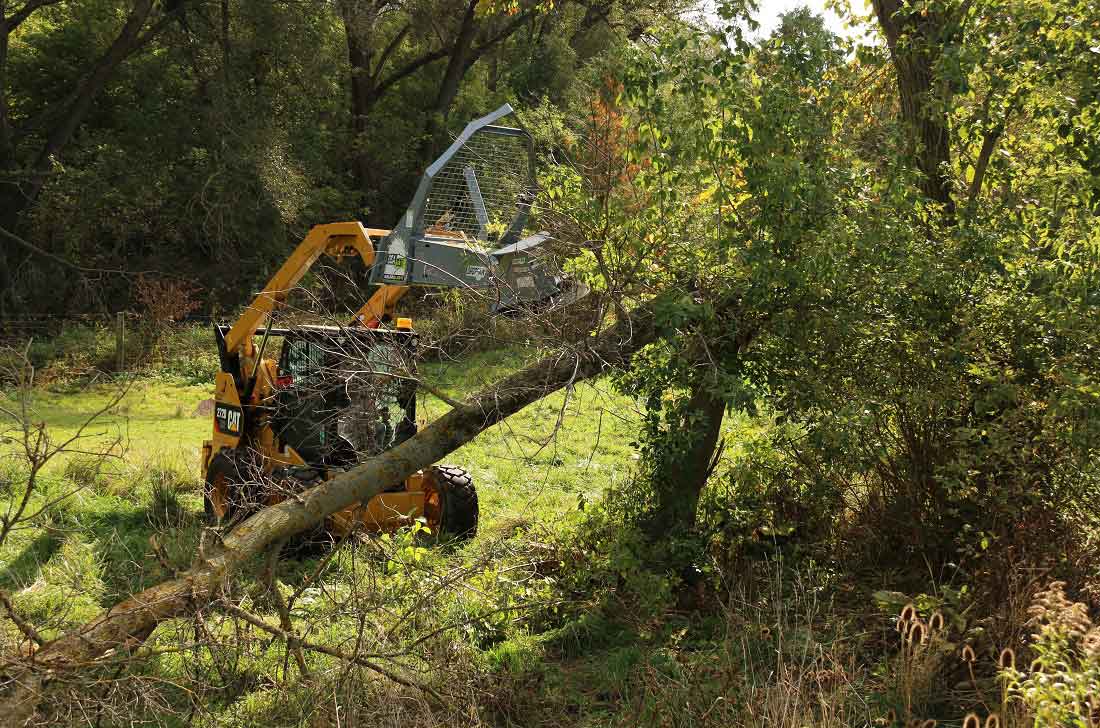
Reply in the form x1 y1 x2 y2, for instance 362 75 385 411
341 2 379 201
219 0 230 84
28 0 156 202
0 15 11 170
570 0 611 54
872 0 954 214
420 3 533 163
647 376 725 538
0 0 158 314
433 0 478 121
421 0 479 161
487 51 499 93
0 302 664 724
0 14 19 313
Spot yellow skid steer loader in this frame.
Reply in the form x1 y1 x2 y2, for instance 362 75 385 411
201 105 560 540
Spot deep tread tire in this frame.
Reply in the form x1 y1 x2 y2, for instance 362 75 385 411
203 451 251 526
427 465 478 541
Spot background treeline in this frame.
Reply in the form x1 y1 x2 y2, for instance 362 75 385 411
0 0 679 316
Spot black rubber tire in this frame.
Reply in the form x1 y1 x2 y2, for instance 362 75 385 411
203 450 251 526
428 464 478 541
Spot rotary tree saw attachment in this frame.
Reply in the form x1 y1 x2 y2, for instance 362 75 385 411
201 105 560 541
369 104 562 312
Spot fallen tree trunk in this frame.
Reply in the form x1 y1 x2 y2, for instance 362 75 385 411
1 302 659 723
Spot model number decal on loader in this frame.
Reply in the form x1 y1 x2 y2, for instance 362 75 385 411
383 253 407 281
215 404 242 436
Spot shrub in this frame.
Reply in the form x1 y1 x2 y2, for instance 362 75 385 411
21 323 117 379
14 537 107 632
135 460 196 526
62 455 109 492
148 478 188 528
412 289 544 361
155 346 220 384
1007 582 1100 725
134 275 202 328
0 459 25 496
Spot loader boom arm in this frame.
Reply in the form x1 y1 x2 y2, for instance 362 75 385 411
225 222 399 357
225 103 560 364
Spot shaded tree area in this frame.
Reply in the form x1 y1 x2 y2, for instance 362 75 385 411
542 0 1100 585
0 0 687 316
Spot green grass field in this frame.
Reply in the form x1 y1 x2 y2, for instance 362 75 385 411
3 346 642 529
0 347 664 724
1 345 821 727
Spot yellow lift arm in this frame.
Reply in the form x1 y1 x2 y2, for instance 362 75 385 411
204 221 414 472
225 221 408 360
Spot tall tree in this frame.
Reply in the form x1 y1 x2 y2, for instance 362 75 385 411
338 0 539 203
871 0 956 212
0 0 190 312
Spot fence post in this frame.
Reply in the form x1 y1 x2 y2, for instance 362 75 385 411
115 312 125 373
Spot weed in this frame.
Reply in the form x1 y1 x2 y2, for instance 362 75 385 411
6 321 221 384
62 454 108 492
9 535 107 637
1005 581 1100 725
149 480 187 528
885 600 954 723
147 466 193 528
24 323 116 380
412 289 538 361
41 495 78 530
484 631 547 674
0 460 24 496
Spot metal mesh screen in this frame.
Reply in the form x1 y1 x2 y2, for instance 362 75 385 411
337 341 411 457
419 128 531 242
274 331 416 464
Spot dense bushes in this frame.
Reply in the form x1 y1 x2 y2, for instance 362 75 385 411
531 6 1100 723
544 0 1100 570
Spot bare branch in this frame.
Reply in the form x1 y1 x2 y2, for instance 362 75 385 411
219 602 444 701
3 0 63 32
0 225 134 275
0 591 43 648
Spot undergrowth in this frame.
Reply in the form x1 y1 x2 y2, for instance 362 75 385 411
2 335 1097 726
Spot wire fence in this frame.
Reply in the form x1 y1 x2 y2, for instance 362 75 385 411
0 313 220 343
420 126 532 241
0 313 224 377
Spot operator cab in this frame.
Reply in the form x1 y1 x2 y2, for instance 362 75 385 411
268 325 418 468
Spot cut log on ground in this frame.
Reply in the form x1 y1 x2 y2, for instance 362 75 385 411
0 302 660 725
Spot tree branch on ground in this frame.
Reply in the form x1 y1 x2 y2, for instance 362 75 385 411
0 298 665 723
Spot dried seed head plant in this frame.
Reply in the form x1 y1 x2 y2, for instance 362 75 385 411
1004 581 1100 724
1026 581 1093 640
906 620 927 648
928 610 945 633
1083 628 1100 658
